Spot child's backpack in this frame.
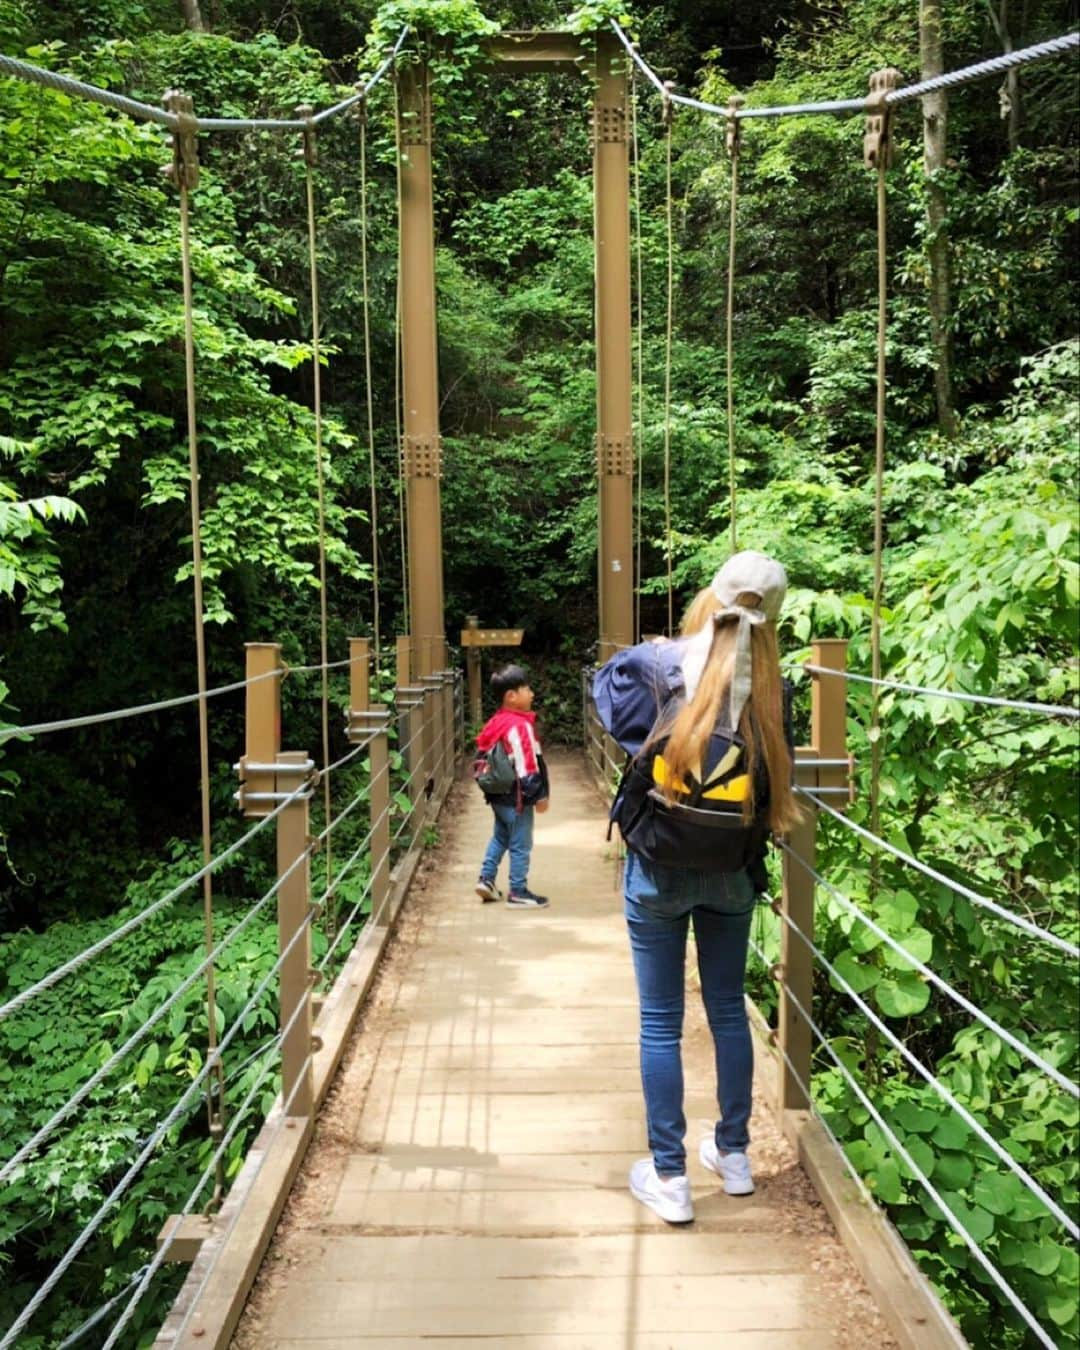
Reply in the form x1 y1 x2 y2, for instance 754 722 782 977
608 725 768 872
472 740 518 798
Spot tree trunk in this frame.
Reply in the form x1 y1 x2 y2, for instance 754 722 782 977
920 0 957 437
177 0 207 32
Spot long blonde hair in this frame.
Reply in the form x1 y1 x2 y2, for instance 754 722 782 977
653 586 799 835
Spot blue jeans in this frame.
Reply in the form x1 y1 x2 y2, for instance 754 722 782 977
480 801 534 893
624 851 755 1177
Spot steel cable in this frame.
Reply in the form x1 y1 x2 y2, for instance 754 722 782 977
0 835 313 1183
0 896 319 1348
0 780 306 1022
800 788 1080 960
781 840 1079 1095
0 28 408 133
772 901 1079 1237
775 973 1058 1349
796 662 1080 718
609 21 1078 123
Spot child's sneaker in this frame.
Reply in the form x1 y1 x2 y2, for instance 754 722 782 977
629 1158 693 1224
475 876 503 903
699 1138 754 1195
507 887 549 908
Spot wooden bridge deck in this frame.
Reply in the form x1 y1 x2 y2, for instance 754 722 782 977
232 751 893 1349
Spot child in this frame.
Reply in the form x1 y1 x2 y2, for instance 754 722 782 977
474 663 550 908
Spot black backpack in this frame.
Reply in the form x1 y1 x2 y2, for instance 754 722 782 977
472 740 519 799
608 725 769 872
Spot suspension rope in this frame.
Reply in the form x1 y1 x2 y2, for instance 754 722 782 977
631 70 645 643
358 98 382 675
609 22 1078 123
724 98 742 554
662 89 675 635
793 796 1080 962
796 662 1080 718
869 118 890 906
299 110 337 954
168 104 227 1206
393 73 409 635
772 898 1078 1237
0 28 408 133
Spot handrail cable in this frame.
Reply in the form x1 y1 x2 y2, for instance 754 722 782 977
781 840 1080 1097
774 972 1058 1349
0 894 319 1349
101 993 316 1349
0 28 408 133
172 136 227 1202
631 69 645 643
0 665 283 744
299 112 337 955
358 95 383 675
868 105 890 913
0 832 314 1184
724 97 740 553
662 89 675 635
57 1265 153 1350
321 726 380 782
609 21 1079 123
0 780 307 1023
800 787 1080 961
797 662 1080 719
0 655 380 746
771 898 1079 1237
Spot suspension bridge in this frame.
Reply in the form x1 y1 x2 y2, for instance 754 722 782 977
0 19 1078 1350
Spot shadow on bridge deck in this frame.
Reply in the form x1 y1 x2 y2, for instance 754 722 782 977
230 751 894 1348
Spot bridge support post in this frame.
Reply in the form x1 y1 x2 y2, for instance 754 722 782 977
779 638 849 1112
347 638 392 934
276 749 314 1119
464 616 482 728
397 61 445 681
395 634 424 847
594 31 634 661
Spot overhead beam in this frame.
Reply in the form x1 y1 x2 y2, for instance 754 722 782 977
484 31 586 74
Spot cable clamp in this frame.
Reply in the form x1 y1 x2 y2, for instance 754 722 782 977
162 89 199 190
660 79 676 129
863 68 901 169
725 94 744 155
296 102 317 167
769 962 786 984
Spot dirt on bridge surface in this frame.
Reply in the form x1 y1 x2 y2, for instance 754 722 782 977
233 750 895 1349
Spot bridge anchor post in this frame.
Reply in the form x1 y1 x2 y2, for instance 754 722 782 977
779 638 850 1112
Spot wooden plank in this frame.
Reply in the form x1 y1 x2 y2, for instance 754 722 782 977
484 31 585 73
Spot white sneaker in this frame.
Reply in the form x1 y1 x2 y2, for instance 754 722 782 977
629 1158 694 1223
700 1138 755 1195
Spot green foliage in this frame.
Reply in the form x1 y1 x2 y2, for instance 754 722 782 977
0 0 1077 1344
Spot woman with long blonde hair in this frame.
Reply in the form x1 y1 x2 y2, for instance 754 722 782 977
593 551 796 1224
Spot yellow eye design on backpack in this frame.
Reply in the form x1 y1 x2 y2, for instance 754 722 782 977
651 743 750 803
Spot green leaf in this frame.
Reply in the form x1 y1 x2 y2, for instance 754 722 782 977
829 948 880 994
875 971 931 1017
932 1151 974 1188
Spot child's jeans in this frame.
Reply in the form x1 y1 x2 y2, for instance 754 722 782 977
480 802 533 893
624 851 755 1177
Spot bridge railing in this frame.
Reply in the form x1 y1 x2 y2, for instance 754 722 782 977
0 632 461 1350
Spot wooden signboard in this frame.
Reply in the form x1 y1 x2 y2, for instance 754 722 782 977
459 628 524 648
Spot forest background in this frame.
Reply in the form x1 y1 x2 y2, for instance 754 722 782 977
0 0 1077 1345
